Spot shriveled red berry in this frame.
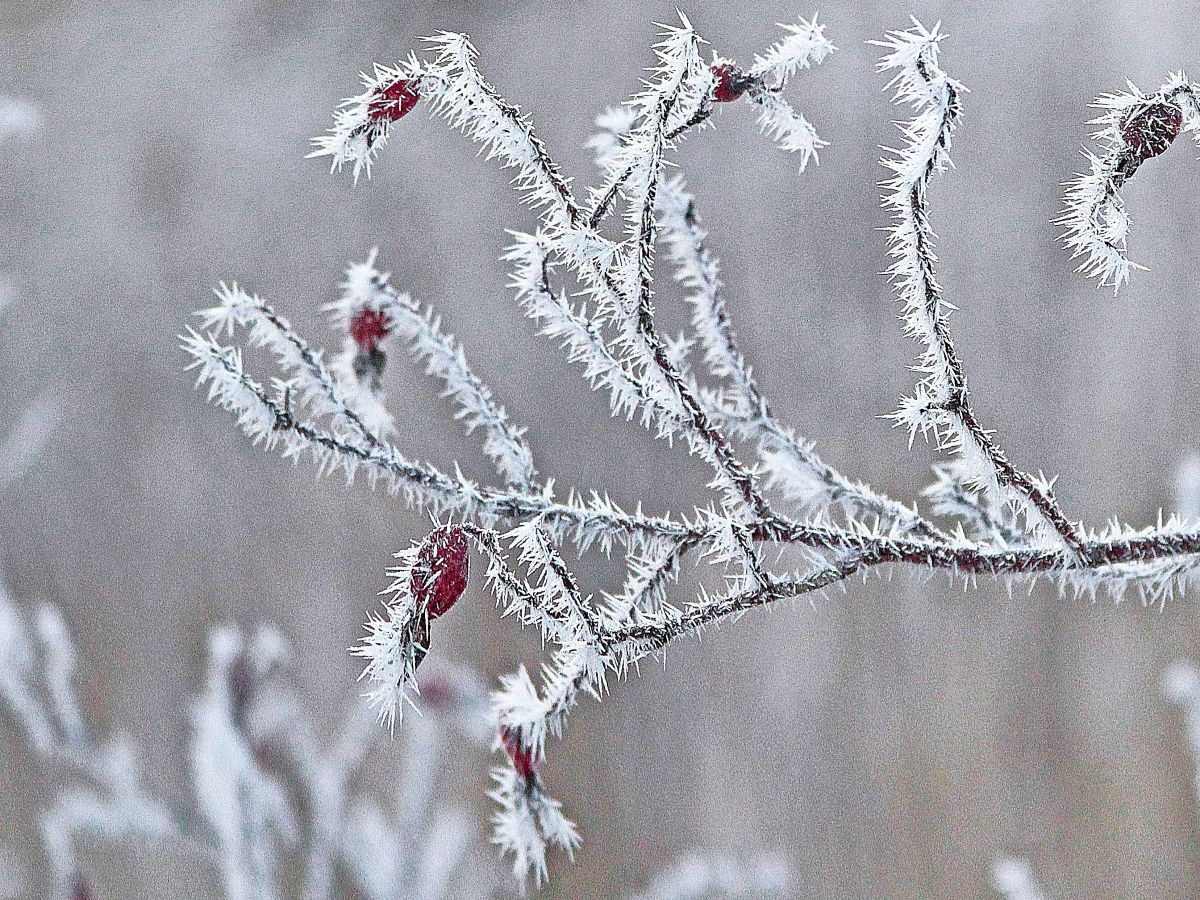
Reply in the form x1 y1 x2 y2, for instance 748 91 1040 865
412 526 469 619
711 63 752 103
349 307 391 353
1121 100 1182 160
501 725 537 780
368 78 420 123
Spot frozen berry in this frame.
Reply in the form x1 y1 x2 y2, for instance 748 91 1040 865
412 526 469 619
1121 99 1182 160
368 78 420 123
349 307 391 353
712 63 753 103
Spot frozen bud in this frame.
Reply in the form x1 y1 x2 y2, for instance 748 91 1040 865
501 725 537 780
412 526 469 619
1121 99 1182 160
711 63 754 103
368 77 420 124
310 70 421 179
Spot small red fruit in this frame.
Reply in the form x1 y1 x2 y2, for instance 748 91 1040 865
412 526 469 619
501 725 537 780
349 307 391 353
711 63 752 103
368 78 420 123
1121 99 1182 160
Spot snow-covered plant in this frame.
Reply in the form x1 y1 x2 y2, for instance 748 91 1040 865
0 596 498 900
185 14 1200 884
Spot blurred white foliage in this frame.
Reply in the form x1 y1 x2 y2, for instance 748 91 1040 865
1175 455 1200 522
627 852 788 900
0 95 39 144
0 94 39 337
0 591 499 899
991 857 1047 900
0 392 63 490
1162 657 1200 814
187 13 1200 887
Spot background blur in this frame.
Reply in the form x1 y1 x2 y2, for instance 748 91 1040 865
3 1 1200 897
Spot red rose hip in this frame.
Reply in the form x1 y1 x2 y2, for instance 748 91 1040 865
711 63 752 103
349 307 391 353
1121 99 1182 160
412 526 469 619
368 78 420 124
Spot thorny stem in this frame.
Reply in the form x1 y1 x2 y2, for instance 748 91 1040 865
220 346 1200 582
459 30 768 522
666 185 953 541
622 40 773 521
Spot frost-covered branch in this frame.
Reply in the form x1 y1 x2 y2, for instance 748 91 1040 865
876 20 1083 552
328 253 537 488
185 14 1200 886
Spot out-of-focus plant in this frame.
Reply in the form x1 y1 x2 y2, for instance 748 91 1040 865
0 598 499 899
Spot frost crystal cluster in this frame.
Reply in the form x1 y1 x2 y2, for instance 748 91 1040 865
184 15 1200 884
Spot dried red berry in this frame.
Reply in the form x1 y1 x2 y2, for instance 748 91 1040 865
501 725 537 780
711 63 752 103
368 78 420 123
412 526 469 619
349 307 391 353
1121 100 1182 160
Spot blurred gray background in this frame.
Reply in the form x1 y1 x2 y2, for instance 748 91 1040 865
3 0 1200 897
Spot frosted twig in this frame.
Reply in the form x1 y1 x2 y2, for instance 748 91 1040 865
328 253 537 488
876 20 1083 553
